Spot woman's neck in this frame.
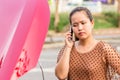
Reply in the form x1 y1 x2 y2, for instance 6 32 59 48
78 35 96 46
75 35 99 54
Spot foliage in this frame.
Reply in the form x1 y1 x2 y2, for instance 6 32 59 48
49 12 119 32
49 13 69 32
94 12 119 29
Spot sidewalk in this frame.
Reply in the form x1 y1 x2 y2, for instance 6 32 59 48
43 28 120 48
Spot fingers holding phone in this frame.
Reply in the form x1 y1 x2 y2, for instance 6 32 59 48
65 32 74 48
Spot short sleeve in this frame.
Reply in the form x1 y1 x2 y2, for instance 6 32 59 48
57 45 66 63
103 43 120 74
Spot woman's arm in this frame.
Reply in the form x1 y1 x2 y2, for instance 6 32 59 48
55 46 72 80
55 32 74 80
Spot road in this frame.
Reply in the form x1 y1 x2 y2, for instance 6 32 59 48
19 46 61 80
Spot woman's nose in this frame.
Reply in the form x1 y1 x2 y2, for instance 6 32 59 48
78 24 83 30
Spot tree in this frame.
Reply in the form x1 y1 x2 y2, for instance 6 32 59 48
54 0 59 32
118 0 120 28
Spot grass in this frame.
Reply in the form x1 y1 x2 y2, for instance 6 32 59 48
49 12 119 32
49 13 69 32
94 12 118 29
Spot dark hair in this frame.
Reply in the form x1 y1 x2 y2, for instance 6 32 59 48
69 7 93 24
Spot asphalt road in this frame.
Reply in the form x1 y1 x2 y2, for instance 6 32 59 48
19 46 61 80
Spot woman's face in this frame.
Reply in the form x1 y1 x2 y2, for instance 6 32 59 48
71 11 94 40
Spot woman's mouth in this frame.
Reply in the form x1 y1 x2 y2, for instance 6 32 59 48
78 32 85 36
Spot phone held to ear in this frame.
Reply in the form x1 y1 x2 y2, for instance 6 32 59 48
69 26 75 41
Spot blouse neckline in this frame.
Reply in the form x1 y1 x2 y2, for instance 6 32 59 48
73 40 102 55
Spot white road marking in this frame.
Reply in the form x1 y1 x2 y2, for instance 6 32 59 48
29 67 55 73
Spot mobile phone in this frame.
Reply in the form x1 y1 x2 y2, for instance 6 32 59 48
69 26 79 41
69 26 75 41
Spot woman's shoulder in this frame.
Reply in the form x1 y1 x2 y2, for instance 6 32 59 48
99 41 112 48
98 40 115 52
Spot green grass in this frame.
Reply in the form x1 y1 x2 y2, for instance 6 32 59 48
94 12 118 29
49 12 119 32
49 13 69 32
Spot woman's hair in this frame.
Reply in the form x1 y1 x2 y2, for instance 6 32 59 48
69 7 93 24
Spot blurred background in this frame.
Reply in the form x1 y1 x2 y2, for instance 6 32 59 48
19 0 120 80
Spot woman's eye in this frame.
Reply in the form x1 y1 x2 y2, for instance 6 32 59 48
81 22 86 25
73 24 78 27
73 25 77 27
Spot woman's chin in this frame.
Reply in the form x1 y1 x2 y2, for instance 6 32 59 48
78 36 88 40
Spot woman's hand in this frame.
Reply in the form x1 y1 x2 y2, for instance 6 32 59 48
65 32 74 48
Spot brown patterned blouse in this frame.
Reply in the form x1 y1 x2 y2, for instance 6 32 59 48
57 41 120 80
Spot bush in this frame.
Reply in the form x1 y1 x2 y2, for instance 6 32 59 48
49 13 69 32
103 12 118 27
49 12 119 32
94 12 118 29
49 13 55 30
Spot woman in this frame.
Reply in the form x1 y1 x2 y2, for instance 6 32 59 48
55 7 120 80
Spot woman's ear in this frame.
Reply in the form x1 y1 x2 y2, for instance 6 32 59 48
91 20 94 28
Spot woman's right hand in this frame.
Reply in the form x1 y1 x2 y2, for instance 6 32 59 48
65 32 74 49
